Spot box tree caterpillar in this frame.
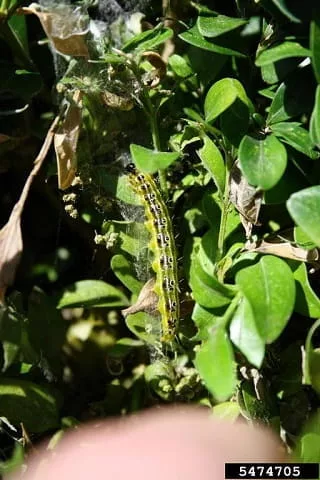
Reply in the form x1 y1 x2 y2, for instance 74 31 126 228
126 163 179 343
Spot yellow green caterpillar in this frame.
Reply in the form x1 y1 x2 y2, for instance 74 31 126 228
126 163 179 343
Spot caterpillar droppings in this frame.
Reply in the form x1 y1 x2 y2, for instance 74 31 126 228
126 163 179 343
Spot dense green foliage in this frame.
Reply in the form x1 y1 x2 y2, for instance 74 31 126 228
1 0 320 472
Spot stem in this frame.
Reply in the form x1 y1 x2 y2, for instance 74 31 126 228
129 59 168 196
219 292 242 329
216 166 230 262
141 85 168 197
149 108 168 196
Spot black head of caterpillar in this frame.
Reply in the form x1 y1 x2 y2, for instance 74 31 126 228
126 163 137 174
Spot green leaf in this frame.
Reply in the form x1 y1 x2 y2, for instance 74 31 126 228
204 78 249 123
192 303 218 340
190 255 236 309
168 54 193 78
270 0 301 23
91 170 141 206
304 319 320 396
256 42 310 66
212 401 240 421
310 85 320 146
287 187 320 247
57 280 129 308
9 14 28 52
122 27 173 53
0 441 24 476
294 226 317 249
295 410 320 462
195 326 236 401
111 254 143 295
125 312 160 345
197 12 247 38
266 82 293 125
179 25 245 57
310 15 320 83
236 256 295 343
271 122 319 159
197 135 225 194
229 296 265 368
0 379 60 433
290 262 320 318
239 134 287 190
220 98 250 146
130 144 180 174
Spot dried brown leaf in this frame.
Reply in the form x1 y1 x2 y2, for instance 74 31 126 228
246 236 320 266
121 278 158 318
141 51 167 88
22 4 89 57
0 117 59 304
101 91 134 111
229 160 262 238
55 91 83 190
0 208 23 304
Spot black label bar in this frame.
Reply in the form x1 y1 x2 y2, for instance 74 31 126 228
225 463 319 479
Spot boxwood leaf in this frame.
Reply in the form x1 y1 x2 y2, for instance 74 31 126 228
179 25 245 57
266 82 292 125
125 312 160 346
130 144 179 173
195 326 236 401
0 379 61 433
197 134 225 194
192 303 218 340
190 256 236 309
290 262 320 318
212 401 240 421
287 186 320 247
111 254 143 295
304 319 320 396
256 42 310 66
204 78 249 123
197 13 247 38
310 85 320 146
239 134 287 190
271 122 319 159
294 410 320 463
229 296 265 368
122 27 173 53
235 256 295 343
57 280 129 308
168 54 193 78
310 16 320 83
270 0 301 22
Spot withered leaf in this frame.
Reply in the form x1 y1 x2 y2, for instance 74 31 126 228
141 51 167 88
121 278 158 318
55 90 83 190
0 117 59 304
229 160 262 238
22 4 89 57
0 207 23 304
246 235 320 267
101 91 134 111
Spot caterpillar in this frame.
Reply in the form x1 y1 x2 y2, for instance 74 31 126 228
126 163 179 343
